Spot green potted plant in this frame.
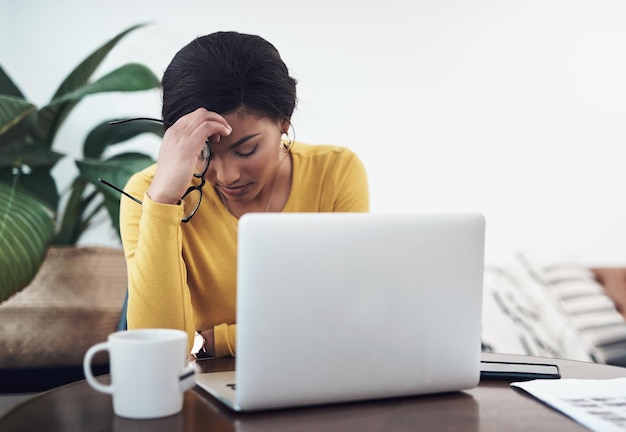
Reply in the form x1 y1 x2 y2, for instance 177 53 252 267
0 23 163 303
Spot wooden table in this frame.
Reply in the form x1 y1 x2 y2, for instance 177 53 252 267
2 352 625 431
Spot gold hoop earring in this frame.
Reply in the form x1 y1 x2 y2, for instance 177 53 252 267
280 123 295 153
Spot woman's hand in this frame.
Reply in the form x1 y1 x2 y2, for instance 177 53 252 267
148 108 232 204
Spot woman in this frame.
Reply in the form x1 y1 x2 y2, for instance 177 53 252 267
119 31 369 357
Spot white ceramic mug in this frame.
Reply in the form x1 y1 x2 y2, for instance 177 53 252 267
83 328 196 419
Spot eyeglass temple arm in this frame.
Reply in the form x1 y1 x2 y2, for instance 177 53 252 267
98 178 143 205
108 117 165 125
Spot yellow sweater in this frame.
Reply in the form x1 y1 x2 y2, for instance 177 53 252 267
120 143 369 356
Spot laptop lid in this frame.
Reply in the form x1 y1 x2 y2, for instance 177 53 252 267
196 212 485 411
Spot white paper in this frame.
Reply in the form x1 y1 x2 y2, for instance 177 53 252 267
511 378 626 432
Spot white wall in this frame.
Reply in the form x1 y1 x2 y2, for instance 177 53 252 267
3 0 626 265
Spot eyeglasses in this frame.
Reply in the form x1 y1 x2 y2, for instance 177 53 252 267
98 117 211 223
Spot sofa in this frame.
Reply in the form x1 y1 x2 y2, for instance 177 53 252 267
481 252 626 367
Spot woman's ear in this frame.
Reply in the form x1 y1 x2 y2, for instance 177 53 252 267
280 119 291 134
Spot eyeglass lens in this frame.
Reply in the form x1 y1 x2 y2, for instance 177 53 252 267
181 188 202 221
194 142 211 177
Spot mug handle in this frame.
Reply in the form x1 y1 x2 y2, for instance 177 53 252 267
83 342 113 394
179 364 197 392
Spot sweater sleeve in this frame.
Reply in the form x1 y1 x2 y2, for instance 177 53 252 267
120 171 197 354
214 323 237 357
333 150 370 212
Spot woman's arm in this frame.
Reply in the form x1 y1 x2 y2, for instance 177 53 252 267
120 109 234 353
120 174 197 351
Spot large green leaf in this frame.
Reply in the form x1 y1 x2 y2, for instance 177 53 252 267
0 181 55 302
55 112 162 241
0 104 63 211
38 23 150 148
0 95 36 136
0 145 64 170
53 176 89 245
53 176 106 246
52 24 147 100
0 64 24 98
51 64 161 105
0 109 41 166
0 168 59 213
79 153 155 194
0 114 64 175
77 153 154 237
84 118 164 159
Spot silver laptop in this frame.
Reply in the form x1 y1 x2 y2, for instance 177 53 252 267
195 212 485 411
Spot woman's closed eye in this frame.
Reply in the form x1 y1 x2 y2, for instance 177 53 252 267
235 144 258 158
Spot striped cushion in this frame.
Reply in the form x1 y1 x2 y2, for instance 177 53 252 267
481 253 626 366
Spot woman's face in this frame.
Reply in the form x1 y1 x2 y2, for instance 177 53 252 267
206 110 288 207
